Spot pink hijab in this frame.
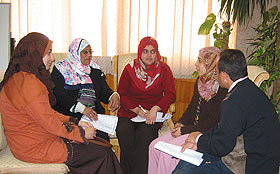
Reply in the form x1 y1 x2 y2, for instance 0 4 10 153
197 46 221 101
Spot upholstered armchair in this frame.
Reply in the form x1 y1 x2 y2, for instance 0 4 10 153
247 65 269 87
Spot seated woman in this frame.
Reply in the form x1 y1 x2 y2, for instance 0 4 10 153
0 32 122 174
148 46 227 174
51 38 119 141
116 36 176 174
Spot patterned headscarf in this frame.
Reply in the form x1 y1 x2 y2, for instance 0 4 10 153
127 36 163 90
197 46 221 101
0 32 56 106
55 38 93 85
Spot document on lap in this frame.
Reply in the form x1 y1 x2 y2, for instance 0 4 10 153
80 114 118 135
130 112 173 122
154 141 203 166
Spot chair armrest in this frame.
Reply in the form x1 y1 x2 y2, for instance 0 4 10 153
247 65 270 87
254 72 269 87
168 103 176 113
166 119 174 129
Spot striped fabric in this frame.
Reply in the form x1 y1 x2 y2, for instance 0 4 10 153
0 146 69 173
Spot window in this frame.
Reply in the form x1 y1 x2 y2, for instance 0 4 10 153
4 0 235 78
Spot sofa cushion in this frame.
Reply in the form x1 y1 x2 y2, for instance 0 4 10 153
0 146 69 174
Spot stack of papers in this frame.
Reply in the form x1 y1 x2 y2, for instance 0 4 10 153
154 141 203 166
131 112 172 122
80 114 118 135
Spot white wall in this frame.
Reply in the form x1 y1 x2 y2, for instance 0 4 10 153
0 3 10 73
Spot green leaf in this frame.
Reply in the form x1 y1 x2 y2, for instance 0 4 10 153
263 11 269 22
253 48 266 57
198 22 214 35
198 13 216 35
248 57 261 65
272 99 277 105
205 13 216 22
254 31 265 40
213 32 222 39
214 40 223 50
270 72 280 81
276 91 280 98
192 71 198 78
263 39 274 48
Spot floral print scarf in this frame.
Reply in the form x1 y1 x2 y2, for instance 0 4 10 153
55 38 92 85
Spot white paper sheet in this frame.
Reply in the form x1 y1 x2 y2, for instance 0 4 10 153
130 112 172 122
154 141 203 166
80 114 118 135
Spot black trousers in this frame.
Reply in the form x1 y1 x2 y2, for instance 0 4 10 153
116 117 160 174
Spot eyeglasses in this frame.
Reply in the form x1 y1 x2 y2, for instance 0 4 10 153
81 49 93 56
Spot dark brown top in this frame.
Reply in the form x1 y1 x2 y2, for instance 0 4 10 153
179 79 227 134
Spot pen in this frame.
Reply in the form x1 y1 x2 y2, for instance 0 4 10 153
138 105 147 114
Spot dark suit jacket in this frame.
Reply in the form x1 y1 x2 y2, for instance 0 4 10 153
51 66 113 120
198 78 280 174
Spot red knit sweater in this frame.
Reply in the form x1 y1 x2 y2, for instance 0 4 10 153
117 63 176 119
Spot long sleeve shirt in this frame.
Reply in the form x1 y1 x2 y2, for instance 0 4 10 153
117 63 176 119
51 66 114 119
0 72 87 163
197 78 280 173
178 79 227 134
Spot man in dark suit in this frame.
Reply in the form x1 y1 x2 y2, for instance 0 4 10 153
173 49 280 174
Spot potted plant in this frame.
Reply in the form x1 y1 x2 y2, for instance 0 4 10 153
198 13 232 50
247 6 280 115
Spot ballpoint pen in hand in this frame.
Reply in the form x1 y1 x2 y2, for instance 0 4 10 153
138 105 147 114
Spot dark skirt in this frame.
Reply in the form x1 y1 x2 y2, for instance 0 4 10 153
63 139 123 174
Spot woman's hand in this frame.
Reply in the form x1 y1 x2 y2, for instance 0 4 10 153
171 123 184 137
84 124 97 139
171 126 182 138
78 121 91 128
130 107 148 119
174 123 184 129
108 93 120 112
83 107 98 121
146 105 161 125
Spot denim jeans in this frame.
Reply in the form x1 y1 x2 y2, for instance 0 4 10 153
172 153 233 174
